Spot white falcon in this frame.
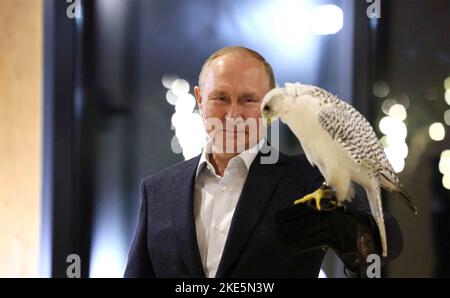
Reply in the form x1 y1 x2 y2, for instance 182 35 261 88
261 83 417 257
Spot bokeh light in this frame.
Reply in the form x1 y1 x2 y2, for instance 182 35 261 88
373 81 390 98
388 104 407 121
444 110 450 126
171 79 190 96
163 75 206 160
429 122 445 141
445 89 450 105
444 76 450 90
309 5 343 35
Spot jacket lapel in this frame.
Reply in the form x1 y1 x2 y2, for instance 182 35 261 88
215 144 287 277
172 155 205 277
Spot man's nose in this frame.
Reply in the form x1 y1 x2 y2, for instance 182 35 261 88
227 101 241 119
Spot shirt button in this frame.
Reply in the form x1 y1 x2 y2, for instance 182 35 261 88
215 224 220 230
222 186 227 191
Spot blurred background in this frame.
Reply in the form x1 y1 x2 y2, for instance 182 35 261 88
0 0 448 278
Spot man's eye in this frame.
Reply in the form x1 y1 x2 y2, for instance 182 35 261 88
244 98 256 103
214 96 225 101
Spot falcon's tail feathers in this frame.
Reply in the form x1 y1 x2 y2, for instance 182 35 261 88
365 181 388 258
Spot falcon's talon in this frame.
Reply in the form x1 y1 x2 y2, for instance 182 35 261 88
293 185 338 211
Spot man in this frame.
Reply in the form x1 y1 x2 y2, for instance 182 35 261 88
124 46 403 278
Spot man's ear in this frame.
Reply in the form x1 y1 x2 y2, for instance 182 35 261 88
194 86 203 115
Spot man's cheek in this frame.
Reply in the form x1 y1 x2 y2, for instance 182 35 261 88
203 105 222 119
203 117 224 136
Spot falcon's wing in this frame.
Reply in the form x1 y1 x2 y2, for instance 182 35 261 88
318 98 418 214
317 99 397 182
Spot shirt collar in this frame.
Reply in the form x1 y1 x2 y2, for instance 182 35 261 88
195 138 265 179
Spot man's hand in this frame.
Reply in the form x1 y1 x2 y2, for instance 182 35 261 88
275 203 381 275
275 204 358 253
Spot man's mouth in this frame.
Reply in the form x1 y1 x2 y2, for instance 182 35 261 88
223 129 246 133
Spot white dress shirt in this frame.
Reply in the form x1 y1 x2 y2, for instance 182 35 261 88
194 138 264 278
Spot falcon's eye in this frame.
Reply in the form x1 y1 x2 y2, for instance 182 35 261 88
263 105 271 114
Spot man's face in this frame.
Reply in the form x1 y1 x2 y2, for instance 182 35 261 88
194 53 270 154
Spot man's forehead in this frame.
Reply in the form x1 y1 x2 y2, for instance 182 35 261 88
204 77 265 96
209 53 264 72
203 56 267 87
200 52 270 93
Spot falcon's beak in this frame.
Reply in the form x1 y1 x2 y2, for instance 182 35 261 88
262 104 275 127
262 111 271 127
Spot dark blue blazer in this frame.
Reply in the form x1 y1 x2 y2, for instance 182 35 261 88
124 144 403 277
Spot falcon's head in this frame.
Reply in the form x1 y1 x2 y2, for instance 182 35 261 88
261 83 316 124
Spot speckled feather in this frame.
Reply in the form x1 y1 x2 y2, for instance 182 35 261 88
314 87 399 185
